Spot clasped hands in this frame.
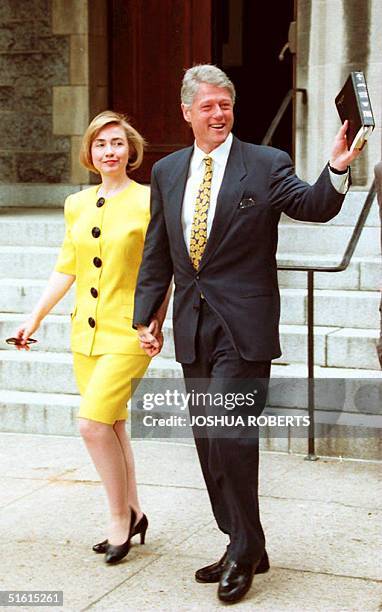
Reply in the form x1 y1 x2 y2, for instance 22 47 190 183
137 319 164 357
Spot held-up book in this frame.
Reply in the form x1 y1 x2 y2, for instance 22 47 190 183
335 71 375 151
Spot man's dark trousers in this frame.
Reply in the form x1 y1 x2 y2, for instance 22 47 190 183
182 298 271 565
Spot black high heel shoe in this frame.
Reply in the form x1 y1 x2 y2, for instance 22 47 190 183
104 508 137 565
133 512 149 544
92 513 149 554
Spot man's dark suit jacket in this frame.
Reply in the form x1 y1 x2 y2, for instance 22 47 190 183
133 136 346 364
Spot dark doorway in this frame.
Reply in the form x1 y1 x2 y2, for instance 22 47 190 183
107 0 212 183
212 0 295 156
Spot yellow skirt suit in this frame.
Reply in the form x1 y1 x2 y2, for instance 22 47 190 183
55 181 151 424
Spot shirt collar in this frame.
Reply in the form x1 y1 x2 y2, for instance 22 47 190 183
191 132 233 171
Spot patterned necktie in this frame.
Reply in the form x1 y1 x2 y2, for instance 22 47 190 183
189 156 213 269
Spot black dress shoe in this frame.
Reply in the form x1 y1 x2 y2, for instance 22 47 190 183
195 551 228 583
93 513 148 554
196 549 269 584
104 508 137 565
218 558 260 604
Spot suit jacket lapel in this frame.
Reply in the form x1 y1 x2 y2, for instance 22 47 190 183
165 146 194 264
199 136 247 271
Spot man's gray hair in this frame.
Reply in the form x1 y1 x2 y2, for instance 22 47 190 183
181 64 236 107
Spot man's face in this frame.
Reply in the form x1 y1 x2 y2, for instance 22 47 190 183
181 83 234 153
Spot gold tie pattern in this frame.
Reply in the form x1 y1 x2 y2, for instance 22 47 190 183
189 156 213 269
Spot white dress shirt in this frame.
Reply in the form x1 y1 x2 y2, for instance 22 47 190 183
181 133 233 254
181 133 348 252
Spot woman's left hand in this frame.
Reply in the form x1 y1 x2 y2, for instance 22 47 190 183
138 319 164 357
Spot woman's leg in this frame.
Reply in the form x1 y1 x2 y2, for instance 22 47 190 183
79 418 132 545
72 352 150 544
113 420 142 522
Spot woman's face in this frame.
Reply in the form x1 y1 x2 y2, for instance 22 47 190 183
91 124 130 177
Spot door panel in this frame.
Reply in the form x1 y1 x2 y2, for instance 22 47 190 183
109 0 212 182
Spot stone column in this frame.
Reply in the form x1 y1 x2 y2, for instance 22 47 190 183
296 0 382 186
52 0 108 184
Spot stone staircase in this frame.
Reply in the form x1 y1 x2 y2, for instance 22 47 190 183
0 189 380 458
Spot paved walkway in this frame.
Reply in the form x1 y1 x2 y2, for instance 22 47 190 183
0 433 381 611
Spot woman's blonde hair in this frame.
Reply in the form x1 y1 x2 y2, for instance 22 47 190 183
79 110 146 174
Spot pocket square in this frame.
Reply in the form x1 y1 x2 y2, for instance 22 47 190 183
239 198 256 209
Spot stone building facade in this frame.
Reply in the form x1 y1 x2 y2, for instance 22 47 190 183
0 0 380 188
0 0 107 186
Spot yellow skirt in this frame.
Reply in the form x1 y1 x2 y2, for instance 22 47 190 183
72 352 151 425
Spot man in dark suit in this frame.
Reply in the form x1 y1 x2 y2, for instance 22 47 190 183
133 65 361 604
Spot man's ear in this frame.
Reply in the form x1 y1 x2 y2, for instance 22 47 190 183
181 103 191 123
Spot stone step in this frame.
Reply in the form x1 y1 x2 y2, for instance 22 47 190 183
326 328 381 370
0 246 59 279
1 314 380 370
310 289 380 328
0 282 379 328
1 195 379 232
1 208 379 257
276 325 380 370
0 360 379 415
0 279 75 314
0 351 78 394
0 279 174 320
0 351 182 395
279 192 379 227
0 188 374 220
277 225 379 257
1 369 380 463
0 389 80 436
1 324 380 399
0 209 65 246
0 185 86 208
0 313 72 351
0 243 379 296
0 353 379 399
278 256 380 291
0 257 378 320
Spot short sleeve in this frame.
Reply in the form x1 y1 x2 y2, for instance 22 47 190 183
55 196 76 275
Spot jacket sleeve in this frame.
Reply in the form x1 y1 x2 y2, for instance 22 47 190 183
268 150 346 222
133 165 173 327
54 196 76 275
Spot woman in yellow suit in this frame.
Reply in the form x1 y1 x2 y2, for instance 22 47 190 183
14 111 169 564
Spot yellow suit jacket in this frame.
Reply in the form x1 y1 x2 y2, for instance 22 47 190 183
55 181 150 356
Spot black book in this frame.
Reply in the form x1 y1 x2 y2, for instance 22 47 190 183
335 71 374 151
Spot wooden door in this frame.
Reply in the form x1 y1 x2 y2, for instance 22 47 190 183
109 0 212 182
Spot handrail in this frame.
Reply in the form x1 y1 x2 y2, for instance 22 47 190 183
261 88 307 147
262 88 377 459
275 180 376 460
278 179 376 272
261 89 376 461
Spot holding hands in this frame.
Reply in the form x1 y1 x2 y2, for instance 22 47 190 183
137 319 164 357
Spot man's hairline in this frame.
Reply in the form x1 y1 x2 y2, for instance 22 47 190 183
182 81 235 109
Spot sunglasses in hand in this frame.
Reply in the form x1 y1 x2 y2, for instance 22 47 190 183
5 337 38 346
